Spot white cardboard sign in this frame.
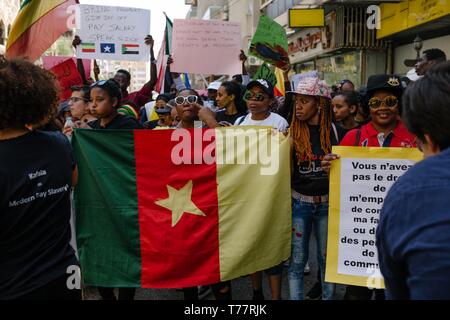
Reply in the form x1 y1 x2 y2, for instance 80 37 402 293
76 5 151 61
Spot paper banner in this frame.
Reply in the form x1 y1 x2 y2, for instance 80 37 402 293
326 146 423 289
171 19 242 76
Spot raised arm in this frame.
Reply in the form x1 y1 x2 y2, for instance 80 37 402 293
72 36 89 85
143 35 157 91
93 60 100 82
240 50 248 76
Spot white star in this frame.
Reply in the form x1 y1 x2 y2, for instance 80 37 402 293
155 181 206 227
104 46 111 53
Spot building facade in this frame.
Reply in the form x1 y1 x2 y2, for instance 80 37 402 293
377 0 450 76
0 0 20 54
262 0 388 89
98 59 150 93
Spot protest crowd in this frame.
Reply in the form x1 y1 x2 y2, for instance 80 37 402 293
1 0 450 302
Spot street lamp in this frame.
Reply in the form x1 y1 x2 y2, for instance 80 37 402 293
413 35 423 60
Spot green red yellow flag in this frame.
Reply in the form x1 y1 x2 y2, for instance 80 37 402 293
73 128 292 288
7 0 78 62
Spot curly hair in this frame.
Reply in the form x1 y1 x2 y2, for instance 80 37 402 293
0 56 59 130
290 96 333 165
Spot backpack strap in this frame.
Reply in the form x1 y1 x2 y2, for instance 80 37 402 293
331 123 339 143
236 115 247 125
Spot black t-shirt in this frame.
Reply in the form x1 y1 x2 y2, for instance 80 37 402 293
215 110 246 125
0 131 78 299
337 122 362 135
291 124 346 196
89 113 143 130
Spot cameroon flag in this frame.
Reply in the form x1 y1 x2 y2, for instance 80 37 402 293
73 128 291 288
7 0 78 62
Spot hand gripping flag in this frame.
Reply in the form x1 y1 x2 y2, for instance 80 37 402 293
73 128 292 288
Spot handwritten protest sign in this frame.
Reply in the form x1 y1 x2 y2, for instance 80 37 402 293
43 56 91 79
49 59 83 101
171 19 242 75
75 5 150 61
249 15 289 69
326 146 423 289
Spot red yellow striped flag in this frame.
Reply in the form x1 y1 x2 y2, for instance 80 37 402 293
73 128 292 288
6 0 78 62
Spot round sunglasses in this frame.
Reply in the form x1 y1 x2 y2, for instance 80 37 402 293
175 95 198 105
368 95 398 109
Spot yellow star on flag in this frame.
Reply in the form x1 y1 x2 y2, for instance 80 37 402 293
155 180 206 227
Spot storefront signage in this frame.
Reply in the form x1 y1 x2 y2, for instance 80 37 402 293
288 29 323 54
289 9 325 28
378 0 450 39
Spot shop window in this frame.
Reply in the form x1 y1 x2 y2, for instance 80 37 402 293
294 61 315 74
316 51 361 89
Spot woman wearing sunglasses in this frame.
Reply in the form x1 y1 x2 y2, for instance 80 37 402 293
173 90 205 129
235 79 289 132
233 79 289 301
171 89 234 300
324 74 416 150
321 74 416 300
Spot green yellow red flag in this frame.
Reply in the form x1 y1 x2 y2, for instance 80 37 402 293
7 0 78 62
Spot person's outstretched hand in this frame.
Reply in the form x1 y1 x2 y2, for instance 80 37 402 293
93 60 100 77
145 35 154 48
239 50 247 63
72 35 82 48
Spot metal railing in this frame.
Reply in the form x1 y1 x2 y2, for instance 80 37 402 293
334 5 386 49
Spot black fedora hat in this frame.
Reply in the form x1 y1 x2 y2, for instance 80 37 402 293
366 74 403 98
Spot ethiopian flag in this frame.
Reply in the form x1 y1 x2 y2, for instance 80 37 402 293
6 0 78 62
73 128 291 288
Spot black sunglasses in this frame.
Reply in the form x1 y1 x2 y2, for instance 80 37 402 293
243 91 267 102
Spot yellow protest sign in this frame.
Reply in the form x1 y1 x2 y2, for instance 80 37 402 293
326 146 423 288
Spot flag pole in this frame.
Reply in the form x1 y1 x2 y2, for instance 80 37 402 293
200 74 209 88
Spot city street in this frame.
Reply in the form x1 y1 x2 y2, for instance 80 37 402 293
83 237 346 300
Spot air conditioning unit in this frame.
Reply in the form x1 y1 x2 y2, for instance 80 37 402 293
203 6 228 20
248 56 262 66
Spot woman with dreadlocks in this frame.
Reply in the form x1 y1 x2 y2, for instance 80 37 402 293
287 77 346 300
